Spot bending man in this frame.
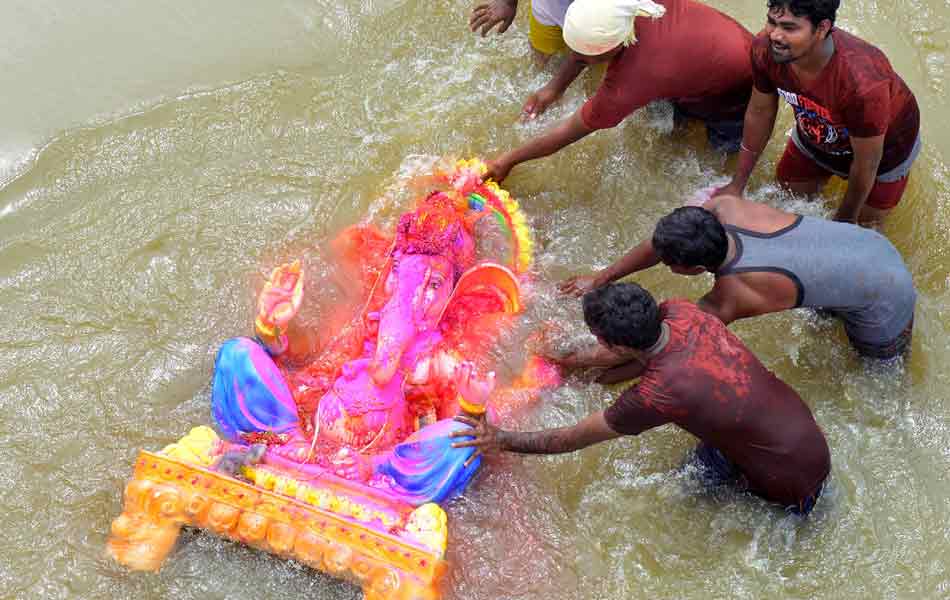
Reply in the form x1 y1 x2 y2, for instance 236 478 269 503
560 194 916 360
483 0 754 182
452 283 831 515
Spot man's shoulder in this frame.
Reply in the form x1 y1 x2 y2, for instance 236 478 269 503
660 298 715 326
660 298 698 313
834 29 888 61
831 30 895 90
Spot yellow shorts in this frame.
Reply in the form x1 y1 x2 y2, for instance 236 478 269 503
528 7 567 55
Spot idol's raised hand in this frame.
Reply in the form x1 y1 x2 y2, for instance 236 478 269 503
256 260 304 332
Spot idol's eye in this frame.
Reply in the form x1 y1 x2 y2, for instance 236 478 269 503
429 276 443 290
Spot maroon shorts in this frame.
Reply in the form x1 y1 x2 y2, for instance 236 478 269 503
775 139 910 210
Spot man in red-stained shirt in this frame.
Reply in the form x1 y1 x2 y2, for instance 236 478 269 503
715 0 921 226
483 0 754 183
452 283 831 515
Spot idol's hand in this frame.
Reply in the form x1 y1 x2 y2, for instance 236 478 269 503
257 260 304 331
454 361 496 407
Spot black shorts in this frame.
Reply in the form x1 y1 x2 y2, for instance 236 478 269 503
673 103 744 154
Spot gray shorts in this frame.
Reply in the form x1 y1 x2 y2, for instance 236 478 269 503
791 127 922 182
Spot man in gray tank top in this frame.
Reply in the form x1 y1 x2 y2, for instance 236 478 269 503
559 194 916 360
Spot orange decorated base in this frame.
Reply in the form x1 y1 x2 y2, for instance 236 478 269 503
108 448 448 600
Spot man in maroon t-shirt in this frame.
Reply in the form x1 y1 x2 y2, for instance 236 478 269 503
715 0 920 226
452 283 831 514
482 0 754 183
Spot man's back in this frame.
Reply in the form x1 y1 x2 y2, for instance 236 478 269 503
605 300 830 506
713 208 915 347
581 0 753 128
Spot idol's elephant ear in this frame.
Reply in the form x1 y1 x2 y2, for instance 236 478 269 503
438 262 521 325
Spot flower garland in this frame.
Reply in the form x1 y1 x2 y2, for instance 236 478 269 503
445 158 533 274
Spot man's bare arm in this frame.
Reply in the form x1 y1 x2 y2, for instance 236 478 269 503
715 88 779 197
451 410 622 457
596 240 661 285
523 58 587 120
559 239 661 296
487 109 594 181
546 341 639 369
499 412 621 454
834 134 884 223
596 358 647 385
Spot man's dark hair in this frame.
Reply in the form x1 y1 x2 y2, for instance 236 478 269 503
767 0 839 30
582 283 661 350
652 207 728 271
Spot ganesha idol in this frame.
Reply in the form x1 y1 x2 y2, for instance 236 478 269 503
107 159 555 599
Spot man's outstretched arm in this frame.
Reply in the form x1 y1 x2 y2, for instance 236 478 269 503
486 109 594 181
559 239 660 296
522 58 588 120
451 410 621 459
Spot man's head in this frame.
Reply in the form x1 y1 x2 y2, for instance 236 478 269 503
582 283 661 351
563 0 666 58
652 207 728 275
765 0 839 64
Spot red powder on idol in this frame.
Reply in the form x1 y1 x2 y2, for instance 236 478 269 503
393 192 474 275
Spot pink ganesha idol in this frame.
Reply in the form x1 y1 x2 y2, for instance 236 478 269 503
107 159 559 597
210 158 558 503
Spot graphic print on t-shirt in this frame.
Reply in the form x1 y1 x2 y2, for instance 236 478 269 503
777 88 851 156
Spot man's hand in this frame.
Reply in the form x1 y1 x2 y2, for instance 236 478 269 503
711 180 745 199
557 273 600 297
450 414 502 467
453 410 621 457
522 86 561 121
484 157 514 182
470 0 517 37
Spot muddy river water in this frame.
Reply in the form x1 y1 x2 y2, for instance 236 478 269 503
1 1 948 598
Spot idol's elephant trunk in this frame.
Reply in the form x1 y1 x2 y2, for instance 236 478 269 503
370 292 416 386
369 254 455 386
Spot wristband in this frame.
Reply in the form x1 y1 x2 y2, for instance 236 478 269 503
255 316 278 339
740 142 762 154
